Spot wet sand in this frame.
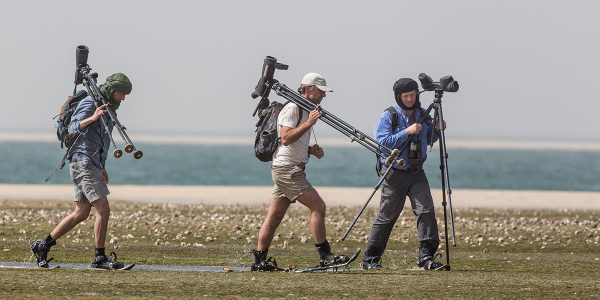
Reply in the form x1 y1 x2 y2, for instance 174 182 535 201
1 184 599 210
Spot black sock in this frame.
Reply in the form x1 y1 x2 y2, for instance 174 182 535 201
253 250 268 264
43 234 56 247
315 240 332 259
95 247 105 257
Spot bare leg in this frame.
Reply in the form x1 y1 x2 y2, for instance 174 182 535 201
257 197 291 251
91 197 110 248
50 201 92 240
296 188 327 244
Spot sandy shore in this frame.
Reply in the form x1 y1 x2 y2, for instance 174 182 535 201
1 184 599 210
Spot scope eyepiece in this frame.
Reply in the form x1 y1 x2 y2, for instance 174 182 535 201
418 73 435 91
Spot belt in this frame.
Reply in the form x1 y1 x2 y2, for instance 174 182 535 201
70 153 85 163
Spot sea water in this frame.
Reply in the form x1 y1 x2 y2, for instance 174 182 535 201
1 141 600 191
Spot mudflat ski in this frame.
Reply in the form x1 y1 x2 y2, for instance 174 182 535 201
0 265 60 270
117 263 135 270
86 263 135 271
223 250 361 273
223 267 292 273
291 249 361 273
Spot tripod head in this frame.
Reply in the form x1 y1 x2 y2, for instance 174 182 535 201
418 73 459 93
250 56 288 116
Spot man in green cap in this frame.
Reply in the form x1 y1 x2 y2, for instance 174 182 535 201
31 73 133 270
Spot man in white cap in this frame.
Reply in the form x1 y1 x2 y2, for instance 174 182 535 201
251 73 350 271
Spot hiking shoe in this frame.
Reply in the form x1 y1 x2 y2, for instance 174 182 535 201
251 257 287 272
89 252 125 270
30 240 54 268
417 253 445 270
362 258 383 270
319 253 350 267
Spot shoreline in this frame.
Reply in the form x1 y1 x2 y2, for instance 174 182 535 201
3 131 600 150
1 184 600 210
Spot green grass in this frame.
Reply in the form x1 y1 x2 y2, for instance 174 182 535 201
1 199 600 299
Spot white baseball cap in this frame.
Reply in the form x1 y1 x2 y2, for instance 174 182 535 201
301 73 333 92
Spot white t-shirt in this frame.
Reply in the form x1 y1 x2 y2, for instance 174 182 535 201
272 103 311 166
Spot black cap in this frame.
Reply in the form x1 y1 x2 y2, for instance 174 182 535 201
393 78 418 95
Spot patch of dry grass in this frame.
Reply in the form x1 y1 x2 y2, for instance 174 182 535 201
1 199 600 299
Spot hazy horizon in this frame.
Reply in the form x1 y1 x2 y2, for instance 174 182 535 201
2 1 599 141
4 131 600 152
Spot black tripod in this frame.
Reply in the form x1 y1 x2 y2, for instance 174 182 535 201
430 88 456 270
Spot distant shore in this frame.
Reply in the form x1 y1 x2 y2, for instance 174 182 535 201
2 184 600 210
3 131 600 151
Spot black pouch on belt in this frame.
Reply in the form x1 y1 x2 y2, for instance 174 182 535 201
408 140 424 173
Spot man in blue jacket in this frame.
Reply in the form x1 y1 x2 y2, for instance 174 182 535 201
362 78 445 270
31 73 132 270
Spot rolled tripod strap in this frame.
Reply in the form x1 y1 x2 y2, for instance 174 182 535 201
45 151 69 183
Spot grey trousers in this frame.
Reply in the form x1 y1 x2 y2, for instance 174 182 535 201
363 166 439 262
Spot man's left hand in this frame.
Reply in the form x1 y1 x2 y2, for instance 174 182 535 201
311 144 324 159
436 120 447 132
101 168 109 184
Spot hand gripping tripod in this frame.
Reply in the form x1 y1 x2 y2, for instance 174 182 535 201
75 45 143 160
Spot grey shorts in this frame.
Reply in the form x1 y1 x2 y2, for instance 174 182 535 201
271 164 313 202
69 154 110 204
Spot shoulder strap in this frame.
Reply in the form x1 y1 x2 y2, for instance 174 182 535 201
376 106 398 177
283 101 303 127
386 106 398 130
297 108 303 127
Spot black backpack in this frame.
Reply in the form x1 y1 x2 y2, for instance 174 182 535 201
46 90 88 182
376 106 428 176
254 101 303 162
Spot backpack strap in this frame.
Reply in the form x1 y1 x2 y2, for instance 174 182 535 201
386 106 398 131
376 106 399 177
45 151 69 183
283 101 303 127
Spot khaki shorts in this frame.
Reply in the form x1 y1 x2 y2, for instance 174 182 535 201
70 154 110 204
271 164 313 202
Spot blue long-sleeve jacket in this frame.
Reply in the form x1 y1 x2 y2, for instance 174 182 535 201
374 105 438 170
67 96 113 169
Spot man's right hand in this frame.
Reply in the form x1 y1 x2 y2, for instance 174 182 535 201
79 104 109 131
307 109 321 126
92 104 109 121
405 123 422 135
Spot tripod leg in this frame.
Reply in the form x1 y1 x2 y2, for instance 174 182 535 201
435 102 454 270
341 164 394 241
